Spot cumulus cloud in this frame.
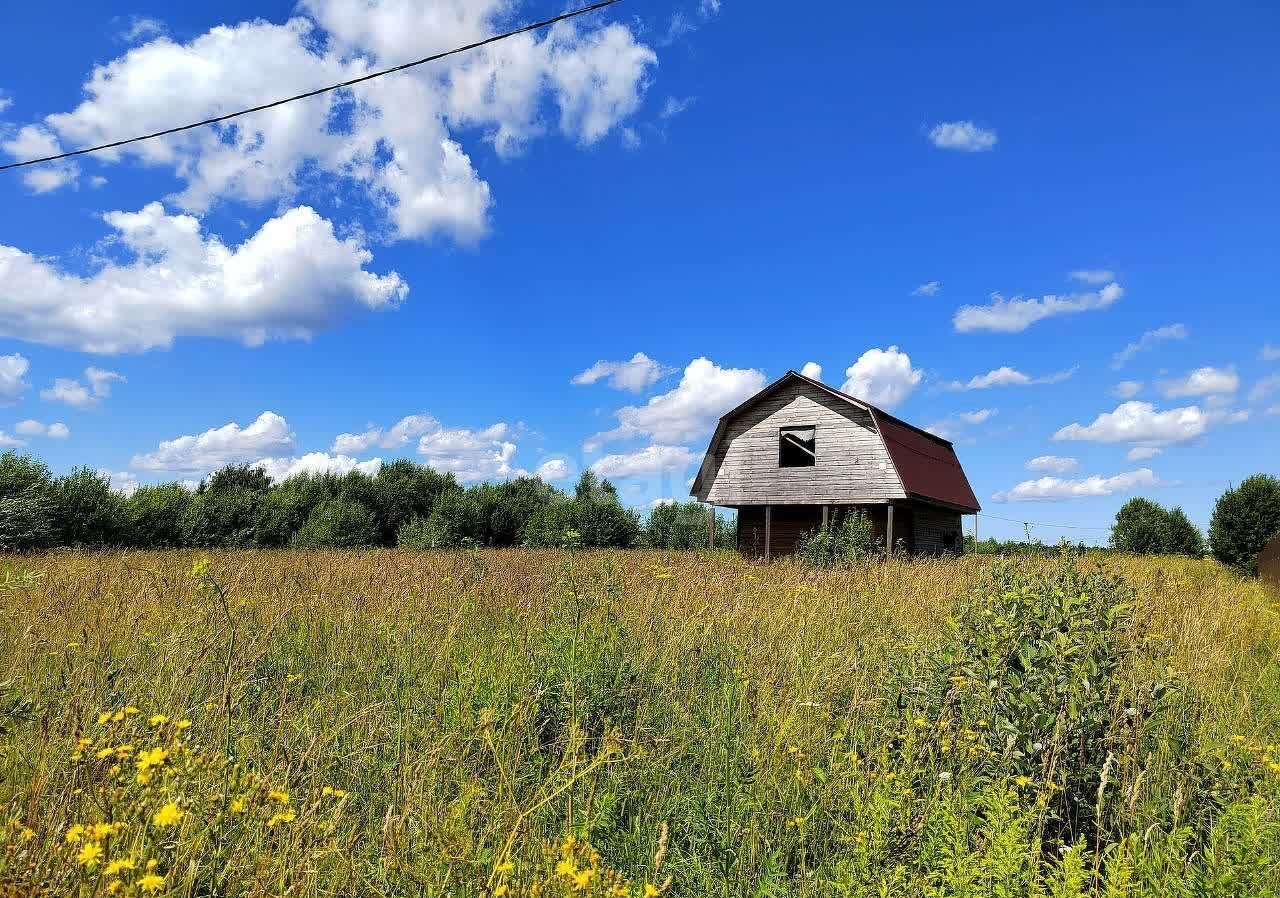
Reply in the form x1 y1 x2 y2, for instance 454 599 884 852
954 282 1123 333
1111 323 1188 369
1250 374 1280 404
992 468 1163 503
0 431 27 448
417 422 523 482
589 357 766 448
1053 401 1211 446
841 346 921 409
1026 455 1079 474
800 361 823 381
660 95 696 119
0 125 79 193
1069 269 1115 285
0 354 30 406
15 420 70 439
1114 380 1143 399
1126 446 1162 462
11 5 655 243
331 414 439 455
1262 343 1280 362
535 458 571 481
590 444 695 478
39 366 126 408
0 203 405 353
912 280 941 297
928 121 997 152
944 365 1076 391
1159 366 1238 398
571 352 667 392
132 411 295 472
926 408 997 440
97 469 140 497
252 452 381 483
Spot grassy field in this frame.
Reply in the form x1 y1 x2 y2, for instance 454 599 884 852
1 549 1278 896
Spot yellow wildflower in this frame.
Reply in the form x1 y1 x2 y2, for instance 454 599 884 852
495 860 514 874
494 888 509 897
107 881 122 894
90 822 121 841
76 841 104 868
176 719 191 730
229 798 246 814
148 715 168 727
573 868 596 890
267 789 290 804
321 786 347 798
138 872 165 894
136 746 168 771
152 802 183 828
266 810 297 827
556 858 577 877
65 824 85 844
98 712 112 726
104 857 136 876
644 885 661 897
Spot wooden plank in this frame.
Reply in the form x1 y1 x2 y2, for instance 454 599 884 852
765 505 772 562
708 503 716 549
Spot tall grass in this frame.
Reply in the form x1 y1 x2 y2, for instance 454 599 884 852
0 549 1276 896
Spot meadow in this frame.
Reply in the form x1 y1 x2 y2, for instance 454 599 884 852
1 548 1277 896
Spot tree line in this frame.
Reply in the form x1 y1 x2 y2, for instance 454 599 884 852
0 450 735 552
1111 473 1280 575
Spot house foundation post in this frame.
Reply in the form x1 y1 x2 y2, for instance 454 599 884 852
886 504 895 555
708 504 716 549
764 505 772 561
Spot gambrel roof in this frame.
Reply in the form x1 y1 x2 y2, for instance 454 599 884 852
690 370 981 512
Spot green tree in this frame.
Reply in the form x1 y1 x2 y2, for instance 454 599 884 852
0 452 56 552
1164 506 1204 557
126 484 196 548
51 467 127 547
1110 498 1170 554
370 461 459 545
643 500 735 549
291 498 380 548
1209 474 1280 574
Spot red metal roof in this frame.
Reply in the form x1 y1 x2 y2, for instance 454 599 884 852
870 409 981 512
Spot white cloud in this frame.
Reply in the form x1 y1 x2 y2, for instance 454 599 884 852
911 280 941 297
0 354 30 406
0 203 405 353
1250 374 1280 404
928 121 997 152
660 95 696 119
954 282 1123 333
14 420 69 439
1068 269 1115 285
0 125 79 193
253 452 381 483
1262 343 1280 362
590 444 695 478
0 92 11 114
13 6 655 243
39 366 126 408
1114 380 1144 399
535 458 571 481
841 346 921 409
40 378 93 408
800 361 823 381
571 352 667 392
1053 401 1209 446
1159 366 1238 398
926 408 997 440
97 469 140 497
992 468 1163 503
417 422 523 482
1111 323 1188 369
589 357 766 448
945 365 1076 391
120 16 167 43
331 414 438 455
1027 455 1079 474
0 431 27 448
132 411 295 473
1126 446 1162 462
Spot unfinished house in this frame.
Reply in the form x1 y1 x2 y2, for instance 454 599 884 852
690 370 981 558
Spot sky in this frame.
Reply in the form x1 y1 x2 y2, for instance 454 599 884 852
1 1 1278 543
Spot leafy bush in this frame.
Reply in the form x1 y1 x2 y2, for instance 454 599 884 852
371 461 459 543
0 451 55 552
51 468 128 548
1110 497 1170 554
525 473 639 549
291 498 380 548
1164 506 1204 556
643 501 736 549
1209 474 1280 574
795 510 878 567
126 484 195 548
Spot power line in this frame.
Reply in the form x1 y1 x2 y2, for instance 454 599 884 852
0 0 624 172
976 511 1110 532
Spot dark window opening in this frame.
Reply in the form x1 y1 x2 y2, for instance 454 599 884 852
779 426 816 467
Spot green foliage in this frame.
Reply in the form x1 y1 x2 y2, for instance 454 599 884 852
525 473 640 549
642 501 736 549
1209 474 1280 574
125 484 195 548
1111 497 1171 554
0 451 55 552
1164 506 1205 556
795 510 879 567
291 498 380 548
50 467 127 547
370 460 458 543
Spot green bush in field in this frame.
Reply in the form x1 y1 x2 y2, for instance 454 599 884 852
1164 506 1205 556
291 498 380 548
0 451 56 552
795 510 879 567
642 500 736 549
1210 473 1280 574
126 483 196 548
51 467 128 548
1110 497 1171 554
370 460 459 543
525 472 640 549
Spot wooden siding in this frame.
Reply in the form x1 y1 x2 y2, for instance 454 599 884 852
912 503 963 555
698 381 905 505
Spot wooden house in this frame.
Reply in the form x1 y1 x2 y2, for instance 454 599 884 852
1260 533 1280 592
690 370 981 558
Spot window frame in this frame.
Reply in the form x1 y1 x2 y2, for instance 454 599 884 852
778 424 817 468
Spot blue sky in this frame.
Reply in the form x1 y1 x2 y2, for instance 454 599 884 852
1 1 1277 542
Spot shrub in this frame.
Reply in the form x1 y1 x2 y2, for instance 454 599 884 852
1209 474 1280 574
1164 506 1204 557
1110 497 1170 554
0 452 55 552
126 484 196 548
796 510 878 567
291 498 380 548
50 468 128 548
371 461 459 544
643 501 736 550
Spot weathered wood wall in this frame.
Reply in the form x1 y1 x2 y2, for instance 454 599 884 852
1261 534 1280 592
698 380 904 505
912 503 963 555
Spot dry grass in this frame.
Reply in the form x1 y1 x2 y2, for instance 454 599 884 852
0 549 1277 896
